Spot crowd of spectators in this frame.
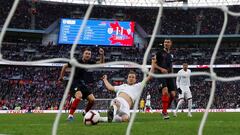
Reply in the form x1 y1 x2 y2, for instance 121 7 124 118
0 66 239 110
1 42 240 65
0 1 240 34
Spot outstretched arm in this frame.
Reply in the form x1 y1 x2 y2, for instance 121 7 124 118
97 48 105 64
102 75 114 91
144 56 156 83
58 64 69 81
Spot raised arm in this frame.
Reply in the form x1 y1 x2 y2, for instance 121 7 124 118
102 75 115 91
144 56 156 83
96 48 105 64
58 64 69 81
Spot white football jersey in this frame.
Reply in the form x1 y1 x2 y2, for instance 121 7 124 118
176 69 191 88
114 82 144 103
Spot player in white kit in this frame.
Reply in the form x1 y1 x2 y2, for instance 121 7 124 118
99 57 156 122
174 63 192 117
144 92 153 112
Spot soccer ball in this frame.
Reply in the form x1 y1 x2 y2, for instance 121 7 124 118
83 110 100 125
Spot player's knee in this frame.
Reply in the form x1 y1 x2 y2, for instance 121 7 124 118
122 115 129 122
75 91 82 99
88 98 95 104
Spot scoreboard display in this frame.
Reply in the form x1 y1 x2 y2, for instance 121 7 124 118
58 18 135 46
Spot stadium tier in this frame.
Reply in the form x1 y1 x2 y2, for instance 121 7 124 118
1 67 240 110
0 1 240 34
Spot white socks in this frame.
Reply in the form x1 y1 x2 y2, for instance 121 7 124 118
98 117 108 122
188 99 192 114
175 99 184 113
113 105 117 116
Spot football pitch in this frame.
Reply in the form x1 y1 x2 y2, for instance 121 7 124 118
0 112 240 135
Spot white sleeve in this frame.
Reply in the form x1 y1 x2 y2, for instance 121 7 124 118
189 70 191 87
135 82 144 92
113 85 122 92
176 71 181 88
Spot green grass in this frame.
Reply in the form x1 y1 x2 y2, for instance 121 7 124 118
0 112 240 135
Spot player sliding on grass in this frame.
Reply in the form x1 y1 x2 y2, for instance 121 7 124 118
59 48 105 121
99 57 155 122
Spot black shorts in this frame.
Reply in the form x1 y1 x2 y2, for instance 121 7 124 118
70 81 92 99
158 78 176 92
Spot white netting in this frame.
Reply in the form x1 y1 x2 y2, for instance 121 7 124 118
0 0 240 135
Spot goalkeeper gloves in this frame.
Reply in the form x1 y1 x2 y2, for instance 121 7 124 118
177 88 182 94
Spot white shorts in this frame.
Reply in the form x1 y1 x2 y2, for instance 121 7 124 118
178 86 192 99
111 97 130 117
145 101 151 107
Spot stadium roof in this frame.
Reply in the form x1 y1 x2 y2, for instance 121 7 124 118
42 0 240 7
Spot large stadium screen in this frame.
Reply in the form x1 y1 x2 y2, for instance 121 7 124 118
58 18 135 46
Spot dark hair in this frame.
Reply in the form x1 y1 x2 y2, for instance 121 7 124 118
83 47 92 53
128 70 137 76
164 38 173 43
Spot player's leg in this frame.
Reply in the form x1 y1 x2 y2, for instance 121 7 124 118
159 78 170 119
145 101 149 112
80 83 94 115
99 98 122 123
85 94 95 113
114 114 129 122
186 89 192 117
149 101 153 112
174 96 184 117
113 98 130 122
108 97 130 122
107 98 120 122
68 89 82 121
187 98 192 117
161 86 170 119
167 78 176 109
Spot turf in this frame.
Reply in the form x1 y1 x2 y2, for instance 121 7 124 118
0 112 239 135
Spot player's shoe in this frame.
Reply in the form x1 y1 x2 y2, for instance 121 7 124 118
173 112 177 117
162 113 170 120
107 106 114 122
188 112 192 117
67 116 74 122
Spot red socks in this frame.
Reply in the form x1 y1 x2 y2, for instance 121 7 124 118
168 96 175 108
69 98 81 115
85 100 94 113
162 95 169 114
